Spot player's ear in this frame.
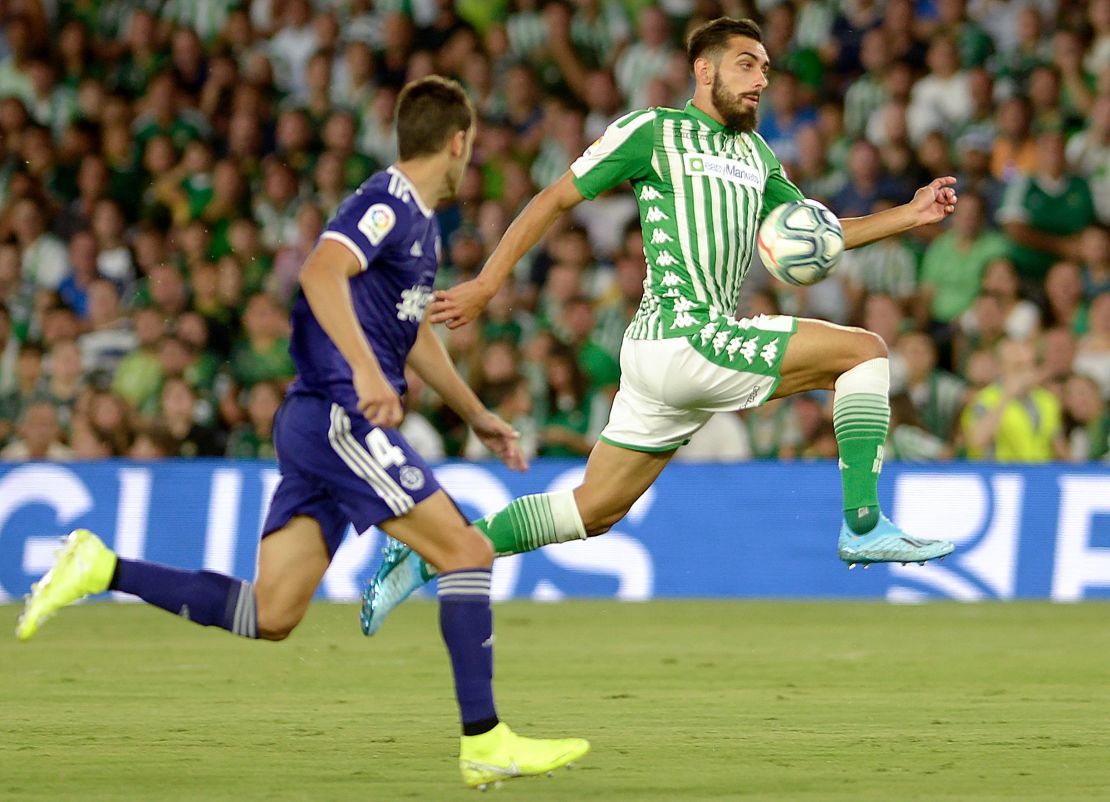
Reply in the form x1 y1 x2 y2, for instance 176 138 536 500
694 56 714 87
449 128 468 158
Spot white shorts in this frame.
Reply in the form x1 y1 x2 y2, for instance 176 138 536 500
599 316 797 452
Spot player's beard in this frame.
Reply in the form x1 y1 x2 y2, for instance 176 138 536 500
711 76 759 132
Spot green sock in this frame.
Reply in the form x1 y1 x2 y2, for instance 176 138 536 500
832 392 888 534
473 491 587 556
417 491 587 579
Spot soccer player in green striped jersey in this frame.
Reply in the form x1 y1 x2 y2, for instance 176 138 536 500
362 17 956 634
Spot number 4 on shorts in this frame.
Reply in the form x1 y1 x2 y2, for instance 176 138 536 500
366 428 406 468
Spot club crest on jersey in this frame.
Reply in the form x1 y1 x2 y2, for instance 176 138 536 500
359 202 396 246
400 465 425 491
682 153 762 190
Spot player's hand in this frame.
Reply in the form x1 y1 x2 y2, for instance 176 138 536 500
428 278 495 329
354 367 404 428
470 409 528 472
910 176 958 226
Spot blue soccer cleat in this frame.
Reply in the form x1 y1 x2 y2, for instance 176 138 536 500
360 537 428 636
838 514 954 568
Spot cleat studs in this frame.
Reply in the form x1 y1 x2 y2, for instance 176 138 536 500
862 563 870 570
477 783 488 792
918 561 925 566
848 563 856 570
546 772 554 778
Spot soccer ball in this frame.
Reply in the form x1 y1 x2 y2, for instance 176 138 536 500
757 199 845 286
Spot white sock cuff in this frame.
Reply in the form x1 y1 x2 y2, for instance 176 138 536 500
549 490 587 542
833 357 889 398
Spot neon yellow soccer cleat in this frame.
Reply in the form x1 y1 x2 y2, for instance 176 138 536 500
459 722 589 791
15 529 117 641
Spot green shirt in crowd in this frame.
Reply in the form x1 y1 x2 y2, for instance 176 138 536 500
920 229 1011 322
997 173 1096 281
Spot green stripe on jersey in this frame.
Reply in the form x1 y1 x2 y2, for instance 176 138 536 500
569 101 805 369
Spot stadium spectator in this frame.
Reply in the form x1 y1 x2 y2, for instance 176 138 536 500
11 197 69 291
991 97 1036 183
997 130 1097 285
1038 326 1080 403
920 190 1009 327
1078 227 1110 299
1074 292 1110 397
230 292 294 389
111 306 165 412
1066 95 1110 225
464 375 536 462
538 342 598 458
56 229 99 318
838 198 920 320
961 337 1065 462
1063 372 1110 461
613 6 673 111
887 392 953 461
843 29 890 140
1 398 74 461
158 376 224 458
223 378 280 458
959 258 1041 342
906 35 971 145
1042 260 1089 334
894 330 967 441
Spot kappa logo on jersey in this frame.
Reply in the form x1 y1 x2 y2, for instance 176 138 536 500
358 202 397 246
395 285 434 322
682 153 763 190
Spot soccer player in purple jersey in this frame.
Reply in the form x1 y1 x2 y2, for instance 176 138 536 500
16 76 588 790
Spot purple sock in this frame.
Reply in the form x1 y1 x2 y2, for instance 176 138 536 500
110 558 257 638
438 568 498 735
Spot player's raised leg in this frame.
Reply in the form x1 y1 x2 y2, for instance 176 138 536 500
361 443 673 636
773 319 954 566
380 489 588 789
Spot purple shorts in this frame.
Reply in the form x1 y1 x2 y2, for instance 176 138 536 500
261 391 440 557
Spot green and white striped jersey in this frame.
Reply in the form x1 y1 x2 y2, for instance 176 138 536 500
570 101 804 368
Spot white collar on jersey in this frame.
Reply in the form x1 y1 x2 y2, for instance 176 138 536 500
386 165 435 218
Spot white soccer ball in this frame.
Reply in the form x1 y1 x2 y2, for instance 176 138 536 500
757 199 845 286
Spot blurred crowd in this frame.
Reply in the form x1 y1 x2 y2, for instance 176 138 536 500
0 0 1107 464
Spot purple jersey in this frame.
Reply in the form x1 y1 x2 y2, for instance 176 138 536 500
288 166 440 411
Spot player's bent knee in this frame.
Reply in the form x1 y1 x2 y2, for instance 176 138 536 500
856 329 887 361
581 508 625 537
255 599 305 641
255 612 299 643
431 526 494 572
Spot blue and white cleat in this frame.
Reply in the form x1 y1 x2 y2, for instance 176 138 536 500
360 537 427 636
838 514 954 569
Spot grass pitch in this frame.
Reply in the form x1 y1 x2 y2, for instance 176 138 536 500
2 601 1109 801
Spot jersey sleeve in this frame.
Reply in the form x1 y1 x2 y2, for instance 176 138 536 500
751 133 805 223
320 190 413 271
570 109 657 200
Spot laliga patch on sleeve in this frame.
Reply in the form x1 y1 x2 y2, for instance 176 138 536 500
358 202 397 246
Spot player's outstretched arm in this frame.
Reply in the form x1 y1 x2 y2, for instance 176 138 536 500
300 240 402 427
428 171 585 329
839 176 958 250
407 317 527 470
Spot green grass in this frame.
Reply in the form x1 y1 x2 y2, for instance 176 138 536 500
2 601 1110 801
